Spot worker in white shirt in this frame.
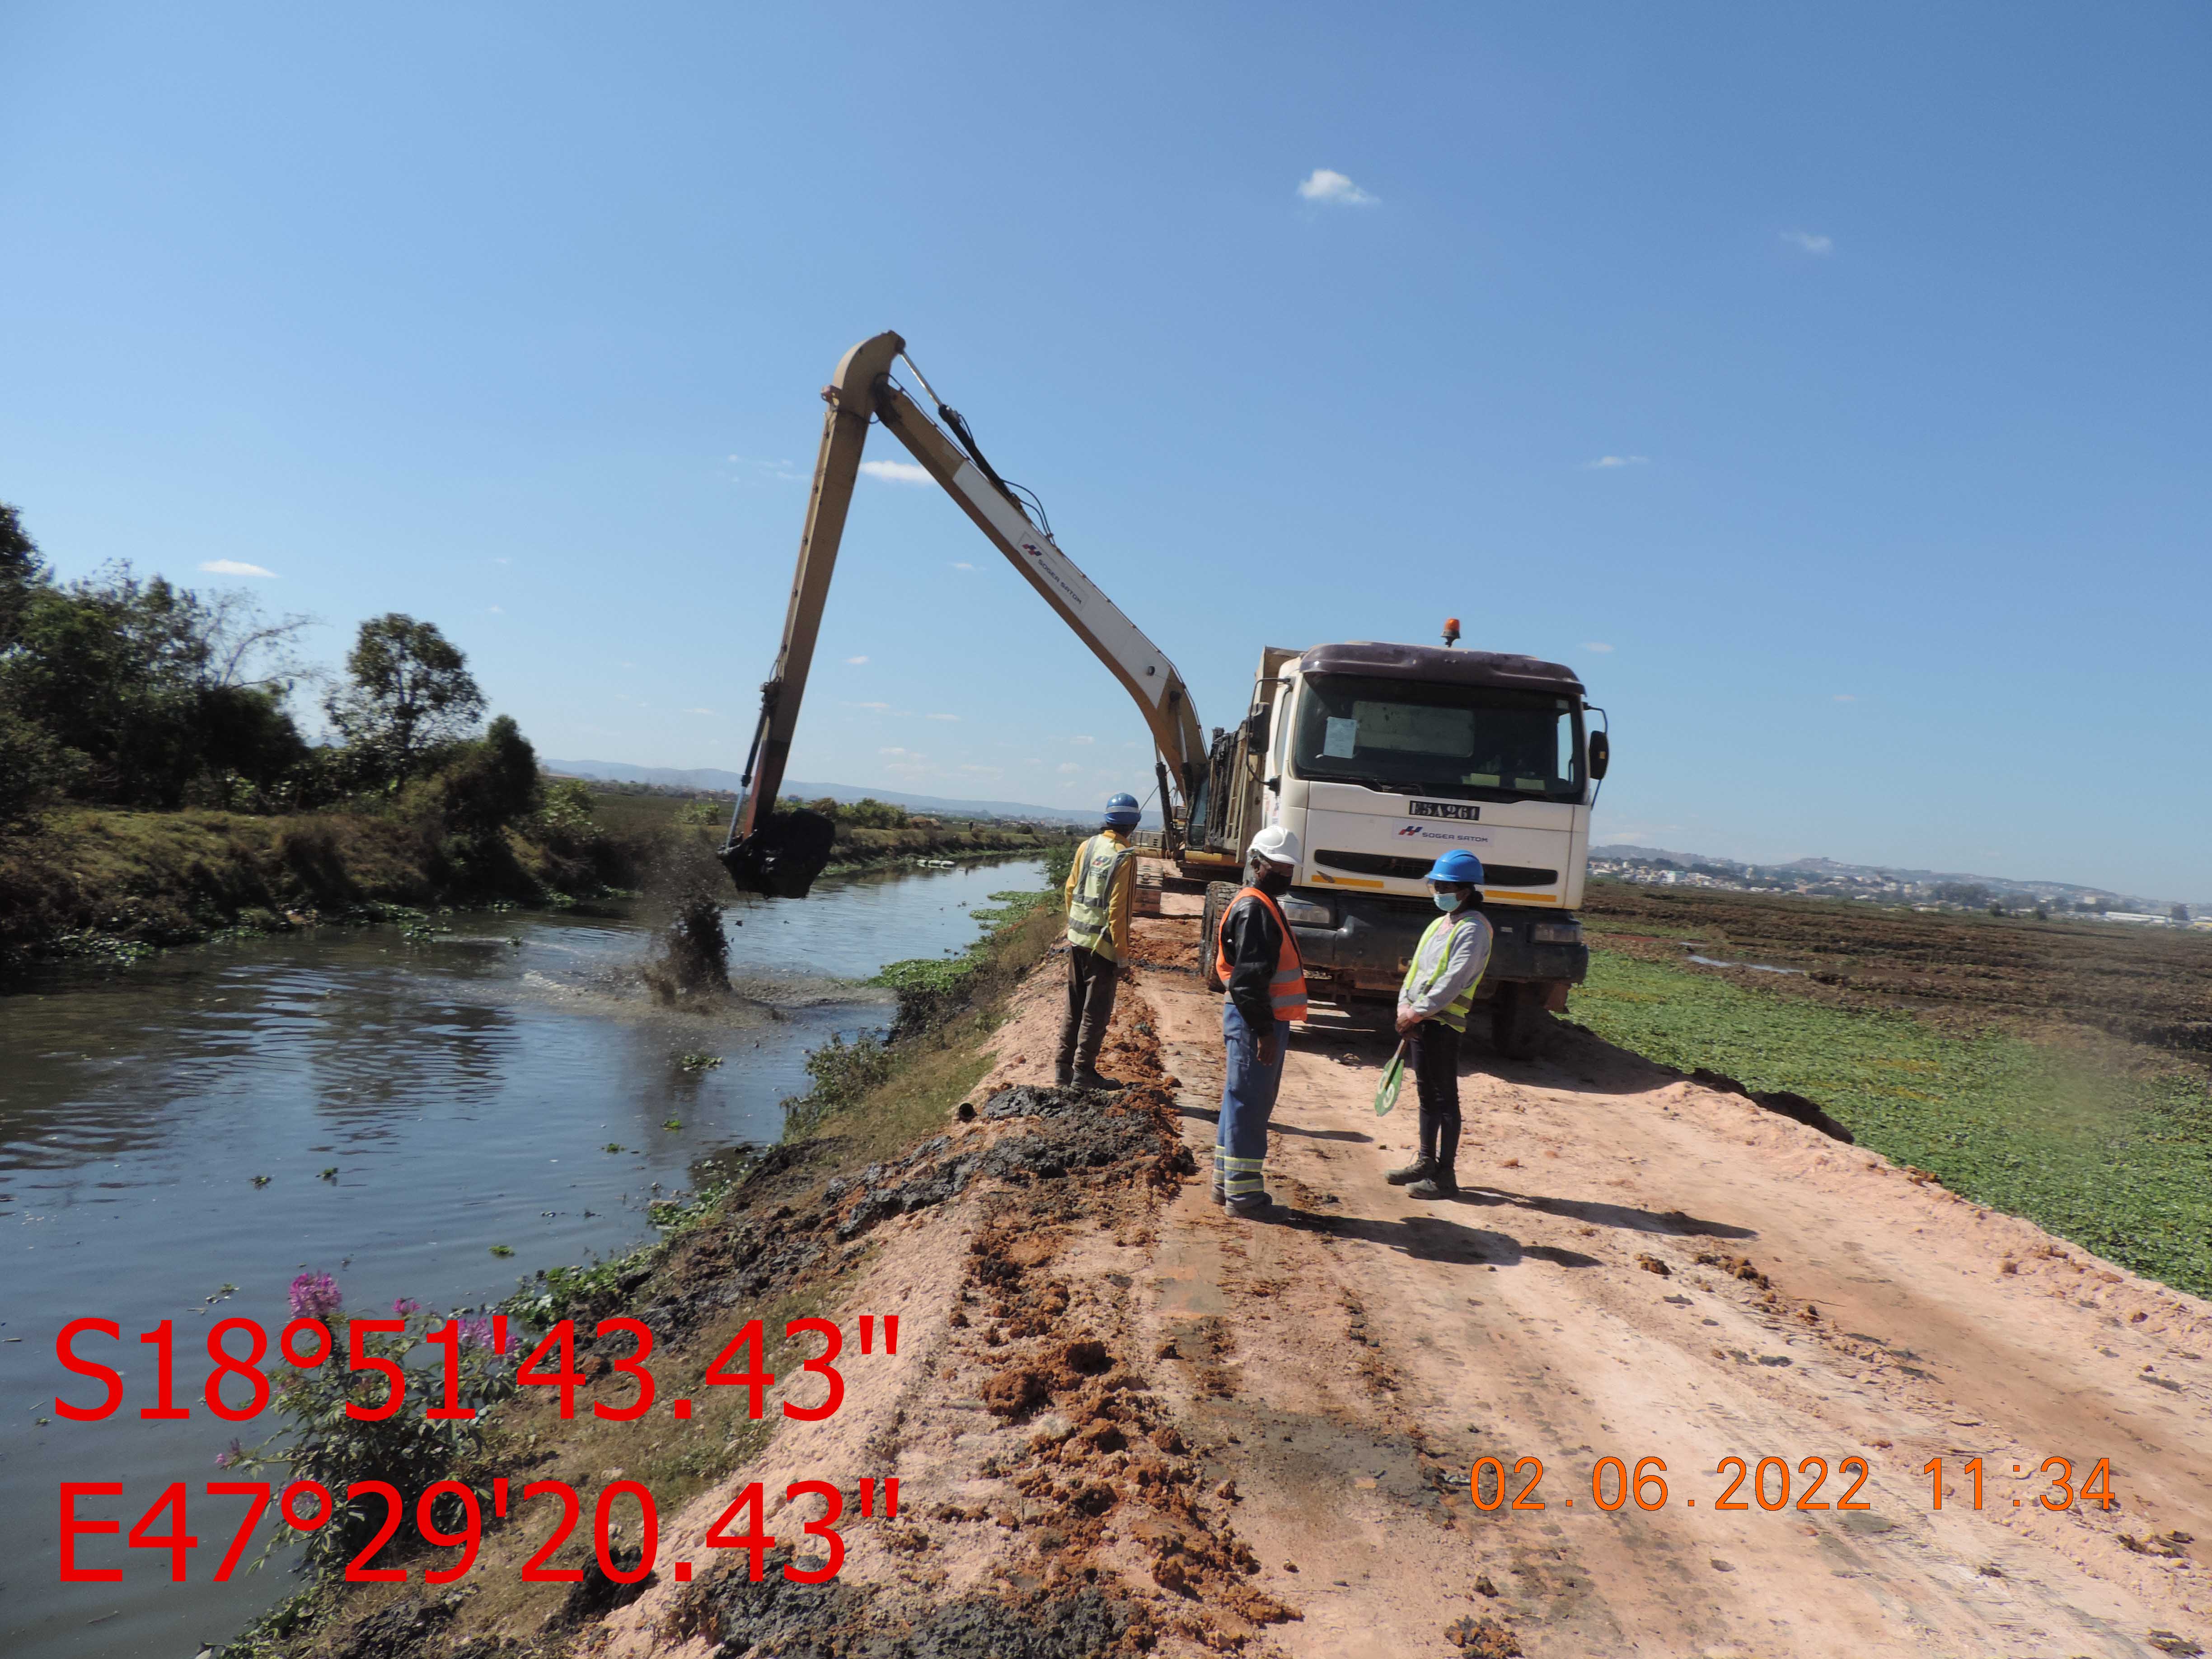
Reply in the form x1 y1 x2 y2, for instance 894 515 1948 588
1385 849 1493 1200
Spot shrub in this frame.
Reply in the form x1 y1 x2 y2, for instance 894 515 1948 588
228 1275 516 1580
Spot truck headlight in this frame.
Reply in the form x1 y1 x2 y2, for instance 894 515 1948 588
1530 921 1583 944
1279 895 1333 927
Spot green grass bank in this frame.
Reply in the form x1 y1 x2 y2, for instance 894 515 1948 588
1569 948 2212 1298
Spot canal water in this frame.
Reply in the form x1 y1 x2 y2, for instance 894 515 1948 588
0 857 1045 1659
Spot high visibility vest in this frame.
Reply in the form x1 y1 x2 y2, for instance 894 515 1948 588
1065 834 1134 956
1400 911 1482 1032
1215 887 1309 1023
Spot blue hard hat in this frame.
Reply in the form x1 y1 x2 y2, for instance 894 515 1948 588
1103 792 1142 826
1427 849 1486 885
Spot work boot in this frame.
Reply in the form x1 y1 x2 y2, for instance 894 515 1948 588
1073 1069 1127 1093
1407 1167 1458 1201
1385 1155 1436 1186
1053 1060 1075 1089
1225 1190 1272 1217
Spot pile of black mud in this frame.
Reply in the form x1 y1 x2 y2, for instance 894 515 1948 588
664 1549 1143 1658
278 1055 1191 1659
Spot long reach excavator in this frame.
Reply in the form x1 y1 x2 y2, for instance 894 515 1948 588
720 331 1610 1056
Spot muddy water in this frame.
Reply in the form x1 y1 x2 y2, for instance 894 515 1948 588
0 858 1044 1659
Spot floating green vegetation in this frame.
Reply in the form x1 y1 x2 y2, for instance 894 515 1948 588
488 1244 514 1257
1569 950 2212 1297
676 1051 722 1072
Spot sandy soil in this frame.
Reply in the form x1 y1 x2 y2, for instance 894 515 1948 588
581 877 2212 1659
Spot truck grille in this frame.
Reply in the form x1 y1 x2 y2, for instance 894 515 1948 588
1317 850 1558 886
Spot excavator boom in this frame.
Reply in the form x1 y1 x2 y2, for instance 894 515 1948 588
722 331 1205 898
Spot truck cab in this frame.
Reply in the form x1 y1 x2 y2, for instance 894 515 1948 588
1187 640 1603 1057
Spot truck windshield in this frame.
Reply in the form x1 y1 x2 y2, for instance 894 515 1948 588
1291 674 1584 803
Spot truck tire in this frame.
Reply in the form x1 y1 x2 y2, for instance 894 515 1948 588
1199 881 1236 993
1490 981 1550 1062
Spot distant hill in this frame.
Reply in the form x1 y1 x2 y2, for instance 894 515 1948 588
1590 844 2202 915
543 759 1141 826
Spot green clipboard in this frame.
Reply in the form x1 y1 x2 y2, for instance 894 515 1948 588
1374 1040 1408 1115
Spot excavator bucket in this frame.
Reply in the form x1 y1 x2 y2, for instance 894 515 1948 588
718 809 838 900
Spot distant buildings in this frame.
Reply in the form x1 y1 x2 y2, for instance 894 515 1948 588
1585 851 2202 923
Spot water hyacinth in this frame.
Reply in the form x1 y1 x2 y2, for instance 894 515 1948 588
217 1290 520 1581
288 1270 342 1322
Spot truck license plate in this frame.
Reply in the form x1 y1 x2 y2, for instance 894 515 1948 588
1408 800 1480 821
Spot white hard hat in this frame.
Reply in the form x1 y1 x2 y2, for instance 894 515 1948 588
1248 825 1301 866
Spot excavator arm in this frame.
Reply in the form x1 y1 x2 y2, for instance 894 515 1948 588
721 330 1207 897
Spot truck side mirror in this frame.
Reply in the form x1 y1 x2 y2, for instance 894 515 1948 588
1242 709 1270 749
1588 730 1610 780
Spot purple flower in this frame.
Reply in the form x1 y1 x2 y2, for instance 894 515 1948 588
391 1298 422 1317
288 1270 342 1322
457 1314 497 1352
214 1438 244 1469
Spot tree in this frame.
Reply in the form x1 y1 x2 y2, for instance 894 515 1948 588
0 500 46 651
0 566 315 808
325 614 483 781
438 715 540 839
2174 904 2193 924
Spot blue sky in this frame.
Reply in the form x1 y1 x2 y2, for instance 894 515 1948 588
4 4 2207 898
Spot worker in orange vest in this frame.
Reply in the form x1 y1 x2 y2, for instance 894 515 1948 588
1212 825 1307 1215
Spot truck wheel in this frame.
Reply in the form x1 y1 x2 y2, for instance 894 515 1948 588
1199 882 1235 993
1490 982 1550 1061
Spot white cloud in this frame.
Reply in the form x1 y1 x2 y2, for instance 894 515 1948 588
1298 168 1376 207
845 655 869 665
683 707 717 716
1832 693 1858 702
926 712 959 722
958 764 1002 777
1584 455 1649 469
879 746 914 757
859 459 931 485
1781 230 1834 256
951 562 975 571
847 700 892 711
1057 762 1082 774
1069 735 1095 745
1581 642 1614 653
492 557 511 566
727 455 801 483
486 605 504 615
198 559 277 577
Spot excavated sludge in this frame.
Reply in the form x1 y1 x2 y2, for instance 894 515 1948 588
665 1556 1141 1659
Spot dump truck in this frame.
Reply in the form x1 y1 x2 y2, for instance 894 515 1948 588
721 332 1609 1056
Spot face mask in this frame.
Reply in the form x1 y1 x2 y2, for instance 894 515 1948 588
1254 866 1292 896
1433 888 1466 911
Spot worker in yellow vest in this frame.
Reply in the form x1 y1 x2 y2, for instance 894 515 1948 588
1387 848 1494 1200
1212 824 1307 1215
1056 792 1143 1091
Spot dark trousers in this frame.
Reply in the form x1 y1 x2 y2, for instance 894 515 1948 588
1410 1020 1462 1172
1058 946 1118 1073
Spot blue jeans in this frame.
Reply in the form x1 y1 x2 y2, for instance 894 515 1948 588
1218 1001 1289 1200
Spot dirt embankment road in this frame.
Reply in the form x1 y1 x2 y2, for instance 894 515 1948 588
1119 890 2212 1658
591 884 2212 1659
